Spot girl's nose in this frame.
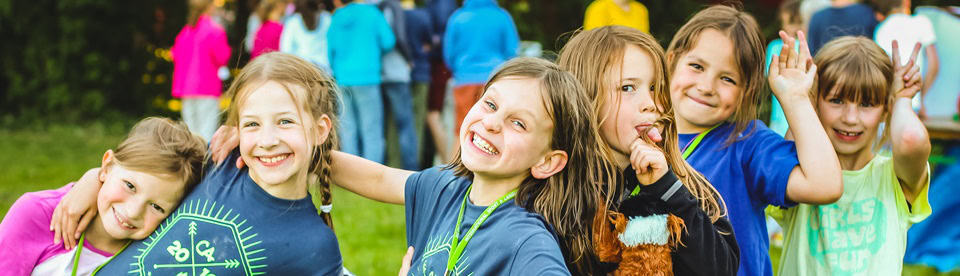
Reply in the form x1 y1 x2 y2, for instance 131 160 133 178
841 103 859 124
481 113 502 133
256 128 280 149
695 75 715 95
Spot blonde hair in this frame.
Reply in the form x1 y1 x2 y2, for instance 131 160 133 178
257 0 288 22
811 36 895 149
447 57 619 274
187 0 214 26
112 117 207 192
223 52 341 228
666 4 766 144
559 25 727 223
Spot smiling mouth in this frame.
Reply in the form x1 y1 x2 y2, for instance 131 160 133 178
257 154 290 165
471 132 499 155
687 94 715 107
834 129 863 141
113 207 136 230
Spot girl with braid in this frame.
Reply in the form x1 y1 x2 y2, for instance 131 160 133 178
49 52 345 275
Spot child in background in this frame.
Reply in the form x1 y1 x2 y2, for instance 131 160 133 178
770 37 931 276
0 117 206 276
330 57 616 275
378 0 420 171
403 0 434 169
252 0 288 59
583 0 650 33
443 0 519 153
327 0 395 164
806 0 878 55
765 0 804 137
171 0 232 141
557 25 738 275
666 5 843 276
51 53 345 275
280 0 333 73
873 0 939 117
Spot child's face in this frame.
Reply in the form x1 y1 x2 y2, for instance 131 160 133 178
817 86 886 158
459 77 556 179
238 81 317 193
600 45 661 163
97 156 185 241
670 29 742 131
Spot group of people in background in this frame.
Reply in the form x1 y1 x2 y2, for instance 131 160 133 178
1 0 958 275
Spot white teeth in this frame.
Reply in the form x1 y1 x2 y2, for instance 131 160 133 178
837 130 861 136
122 222 134 229
472 134 498 155
258 155 288 163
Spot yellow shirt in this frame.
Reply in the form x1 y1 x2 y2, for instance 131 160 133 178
583 0 649 33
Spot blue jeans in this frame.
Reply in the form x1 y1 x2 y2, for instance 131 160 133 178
339 85 385 163
383 82 420 170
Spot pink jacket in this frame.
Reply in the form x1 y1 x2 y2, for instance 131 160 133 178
171 15 231 98
251 20 283 60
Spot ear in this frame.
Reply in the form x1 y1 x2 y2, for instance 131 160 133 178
313 114 332 145
530 150 568 179
100 150 115 182
666 51 676 68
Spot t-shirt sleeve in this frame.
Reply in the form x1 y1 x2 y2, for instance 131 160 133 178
892 160 932 224
742 124 799 208
404 167 444 245
917 15 937 45
0 187 65 274
509 232 570 275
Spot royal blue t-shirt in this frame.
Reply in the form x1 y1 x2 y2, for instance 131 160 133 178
404 167 569 275
94 151 343 275
678 121 798 276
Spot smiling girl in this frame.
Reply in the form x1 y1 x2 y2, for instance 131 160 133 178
0 117 206 276
769 37 931 276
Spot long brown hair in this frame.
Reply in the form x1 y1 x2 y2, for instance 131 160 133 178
446 57 619 274
223 52 341 228
666 4 766 144
811 36 895 150
187 0 214 26
559 25 727 224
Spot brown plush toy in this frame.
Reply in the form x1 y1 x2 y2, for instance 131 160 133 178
593 208 686 276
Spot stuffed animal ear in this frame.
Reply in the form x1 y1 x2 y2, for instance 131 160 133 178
593 210 626 263
667 214 687 248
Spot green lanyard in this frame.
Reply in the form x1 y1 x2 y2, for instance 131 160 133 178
445 186 517 275
71 232 86 276
630 124 719 196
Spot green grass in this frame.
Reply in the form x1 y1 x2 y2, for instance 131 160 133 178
0 123 406 275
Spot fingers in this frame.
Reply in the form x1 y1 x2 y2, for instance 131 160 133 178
907 42 922 69
891 40 901 68
797 31 813 68
52 205 62 246
785 37 798 69
211 126 224 164
77 211 95 240
236 156 246 169
398 246 414 276
64 212 78 250
769 54 780 78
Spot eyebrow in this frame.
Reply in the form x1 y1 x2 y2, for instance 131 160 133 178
240 111 298 119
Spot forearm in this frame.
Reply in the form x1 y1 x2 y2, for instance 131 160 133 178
781 97 842 203
330 151 408 204
891 97 931 191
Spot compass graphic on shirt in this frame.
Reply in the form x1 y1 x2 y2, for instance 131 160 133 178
127 199 267 276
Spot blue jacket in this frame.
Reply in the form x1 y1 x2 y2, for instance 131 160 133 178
328 3 395 86
405 8 433 83
443 0 519 85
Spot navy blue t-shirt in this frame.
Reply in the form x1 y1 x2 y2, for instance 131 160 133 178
678 121 798 276
405 8 433 83
94 151 343 275
404 167 569 275
807 3 879 55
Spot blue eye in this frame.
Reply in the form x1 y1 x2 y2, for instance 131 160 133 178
485 100 496 111
512 120 526 130
721 76 737 85
243 121 259 128
828 98 843 105
620 85 636 92
689 63 703 71
124 181 135 192
279 119 294 125
151 203 165 214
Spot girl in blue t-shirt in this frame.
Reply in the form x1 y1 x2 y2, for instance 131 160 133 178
51 52 345 275
557 25 738 275
664 5 844 276
329 57 618 275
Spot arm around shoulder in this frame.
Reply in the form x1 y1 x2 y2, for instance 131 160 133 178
329 151 411 204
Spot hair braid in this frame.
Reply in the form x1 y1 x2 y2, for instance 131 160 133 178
316 141 335 230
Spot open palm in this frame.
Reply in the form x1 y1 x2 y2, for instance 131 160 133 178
768 31 817 103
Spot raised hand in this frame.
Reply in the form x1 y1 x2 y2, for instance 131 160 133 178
890 40 923 99
768 30 818 104
631 127 667 186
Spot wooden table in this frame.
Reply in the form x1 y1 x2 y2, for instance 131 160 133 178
924 116 960 140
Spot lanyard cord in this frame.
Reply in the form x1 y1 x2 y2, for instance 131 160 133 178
445 186 517 274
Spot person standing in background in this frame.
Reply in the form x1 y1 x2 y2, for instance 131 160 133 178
280 0 333 73
806 0 878 55
171 0 232 141
404 0 433 170
583 0 649 33
423 0 457 167
328 0 395 164
443 0 519 155
378 0 420 170
251 0 289 59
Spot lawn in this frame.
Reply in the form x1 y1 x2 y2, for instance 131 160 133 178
0 122 407 275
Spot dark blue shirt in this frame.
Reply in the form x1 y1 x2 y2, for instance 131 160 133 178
404 167 570 275
678 121 798 276
405 8 433 83
807 3 879 55
94 151 343 275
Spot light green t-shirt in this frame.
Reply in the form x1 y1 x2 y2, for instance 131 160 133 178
769 153 931 276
